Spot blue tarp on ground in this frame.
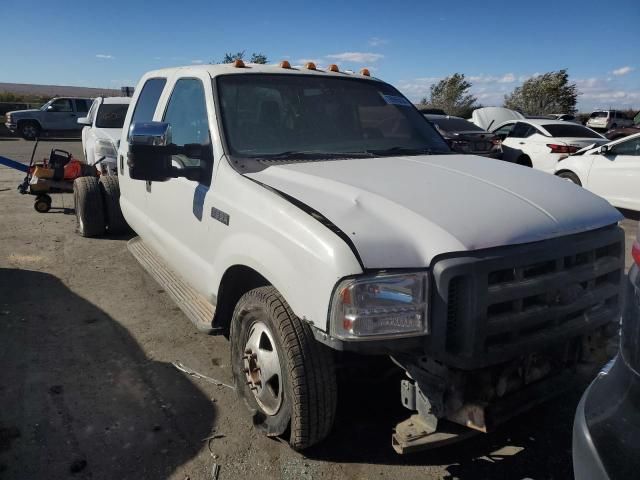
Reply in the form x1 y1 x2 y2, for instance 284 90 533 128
0 156 28 172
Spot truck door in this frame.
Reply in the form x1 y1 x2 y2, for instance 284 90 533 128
587 136 640 210
118 77 167 239
144 75 217 294
42 98 76 131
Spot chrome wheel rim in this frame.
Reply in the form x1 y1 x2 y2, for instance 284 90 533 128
243 321 283 415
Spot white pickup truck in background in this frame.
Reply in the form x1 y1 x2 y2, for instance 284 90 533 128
79 96 131 175
74 62 625 453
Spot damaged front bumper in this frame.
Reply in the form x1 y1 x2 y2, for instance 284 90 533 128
390 325 616 454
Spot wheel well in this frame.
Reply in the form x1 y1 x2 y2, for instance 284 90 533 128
555 169 582 186
17 119 41 129
213 265 270 336
516 155 532 167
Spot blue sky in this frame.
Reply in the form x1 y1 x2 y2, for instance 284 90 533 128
1 0 638 111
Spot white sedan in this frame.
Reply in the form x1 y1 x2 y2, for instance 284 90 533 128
492 119 607 173
78 96 131 174
554 132 640 211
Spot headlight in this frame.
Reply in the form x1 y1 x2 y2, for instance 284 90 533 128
95 139 117 158
329 272 428 340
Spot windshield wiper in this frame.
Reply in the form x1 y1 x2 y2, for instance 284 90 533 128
364 146 442 156
252 150 375 160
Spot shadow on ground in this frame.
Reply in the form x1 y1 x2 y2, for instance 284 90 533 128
305 359 579 479
0 268 215 479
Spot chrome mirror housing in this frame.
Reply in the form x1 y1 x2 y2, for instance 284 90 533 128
129 121 172 146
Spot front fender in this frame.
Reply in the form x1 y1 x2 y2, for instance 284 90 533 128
206 160 363 331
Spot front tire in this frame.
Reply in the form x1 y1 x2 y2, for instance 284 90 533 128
73 176 105 237
19 121 41 140
98 176 128 234
230 286 337 450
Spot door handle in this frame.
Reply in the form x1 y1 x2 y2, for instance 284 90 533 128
519 142 525 145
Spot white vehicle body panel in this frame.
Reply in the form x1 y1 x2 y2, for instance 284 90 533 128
81 97 131 165
494 119 607 173
248 155 620 268
118 64 622 332
555 132 640 211
471 107 524 131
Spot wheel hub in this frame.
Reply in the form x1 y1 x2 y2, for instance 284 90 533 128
243 321 283 416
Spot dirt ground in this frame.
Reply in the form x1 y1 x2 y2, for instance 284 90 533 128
0 137 637 480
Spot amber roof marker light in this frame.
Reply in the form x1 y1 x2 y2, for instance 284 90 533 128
328 64 340 72
279 60 292 69
232 59 245 68
304 62 317 70
360 68 371 77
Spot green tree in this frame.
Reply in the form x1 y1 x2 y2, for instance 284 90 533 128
504 70 578 115
216 51 268 64
421 73 478 118
221 51 246 63
250 53 268 64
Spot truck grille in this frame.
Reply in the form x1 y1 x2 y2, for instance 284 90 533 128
430 226 624 369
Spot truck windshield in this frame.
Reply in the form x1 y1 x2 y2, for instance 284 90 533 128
216 74 450 158
96 104 128 128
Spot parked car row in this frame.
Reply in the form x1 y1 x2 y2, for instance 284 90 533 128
555 133 640 211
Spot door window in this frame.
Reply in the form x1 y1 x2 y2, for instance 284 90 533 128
509 122 536 138
50 99 73 112
162 78 212 179
494 123 515 137
611 137 640 156
129 78 167 128
75 99 90 113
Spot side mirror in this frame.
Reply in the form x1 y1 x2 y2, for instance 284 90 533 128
600 145 609 155
46 105 56 112
127 122 204 182
497 133 507 141
77 117 91 126
128 122 174 181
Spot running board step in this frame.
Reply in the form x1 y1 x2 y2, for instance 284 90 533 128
128 236 219 334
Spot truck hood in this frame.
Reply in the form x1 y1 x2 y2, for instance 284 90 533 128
247 155 621 268
7 109 40 118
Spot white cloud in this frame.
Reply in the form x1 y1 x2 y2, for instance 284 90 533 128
468 73 516 84
368 37 388 47
95 54 114 59
611 66 634 76
326 52 384 63
191 59 204 64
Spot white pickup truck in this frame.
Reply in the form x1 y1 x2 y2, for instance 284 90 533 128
74 62 625 453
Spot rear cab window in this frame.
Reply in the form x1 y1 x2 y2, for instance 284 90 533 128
590 111 608 118
129 78 168 134
429 117 483 133
122 77 167 173
543 124 602 138
509 122 537 138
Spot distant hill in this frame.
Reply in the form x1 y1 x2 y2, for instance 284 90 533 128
0 82 121 98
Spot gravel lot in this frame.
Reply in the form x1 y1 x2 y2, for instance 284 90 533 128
0 137 637 480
